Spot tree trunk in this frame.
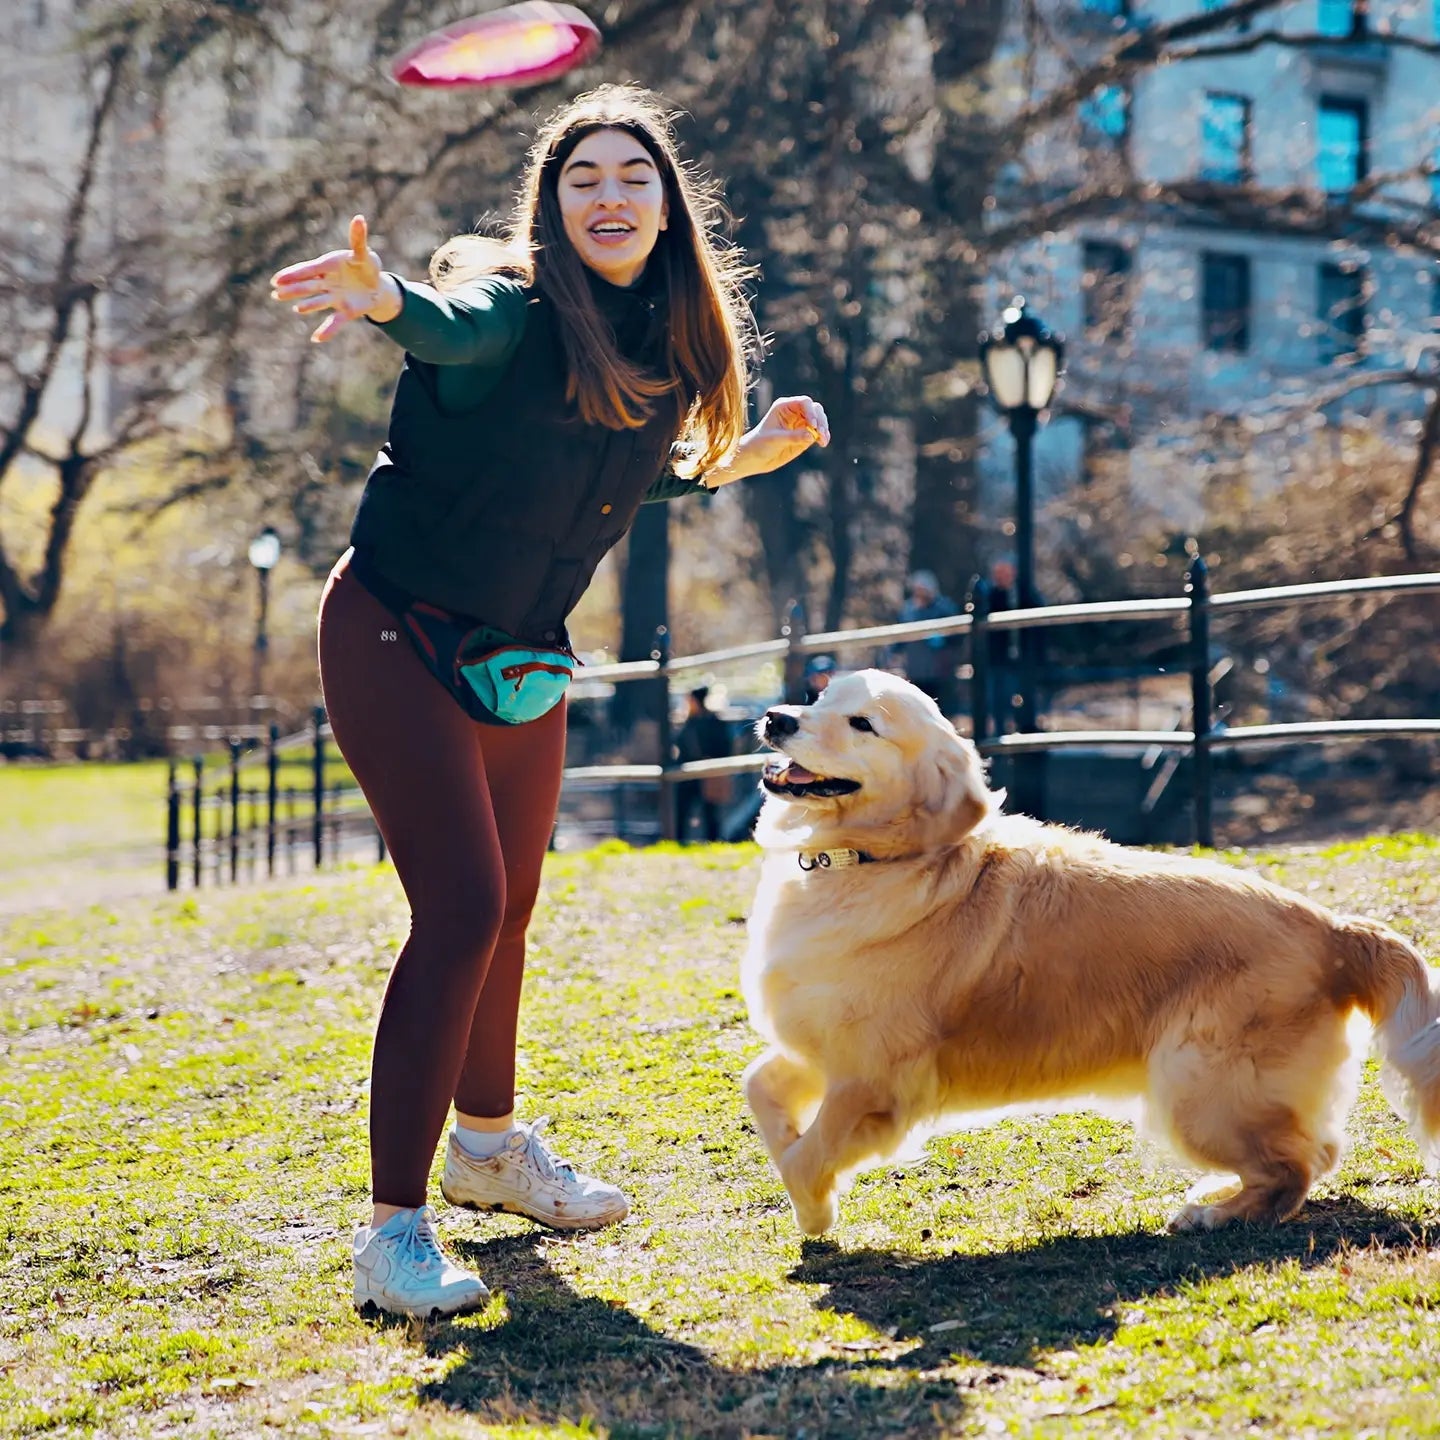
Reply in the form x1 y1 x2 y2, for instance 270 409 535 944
911 387 985 603
0 596 43 659
907 0 1007 603
744 467 812 632
819 327 857 633
612 501 670 730
741 342 815 631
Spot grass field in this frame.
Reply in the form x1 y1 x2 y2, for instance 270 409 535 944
2 835 1438 1438
0 751 362 917
0 761 172 914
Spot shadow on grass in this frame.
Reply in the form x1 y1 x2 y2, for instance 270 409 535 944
411 1233 968 1439
384 1197 1435 1438
792 1193 1439 1371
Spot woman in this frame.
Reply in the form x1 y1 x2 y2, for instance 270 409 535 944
271 85 829 1318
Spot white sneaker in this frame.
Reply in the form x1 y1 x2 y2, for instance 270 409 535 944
352 1205 489 1319
440 1116 629 1231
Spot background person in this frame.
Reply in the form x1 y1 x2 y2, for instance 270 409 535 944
271 85 829 1319
674 685 733 842
892 569 960 716
802 654 836 704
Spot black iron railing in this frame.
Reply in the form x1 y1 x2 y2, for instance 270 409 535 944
162 562 1440 884
564 559 1440 849
164 707 383 890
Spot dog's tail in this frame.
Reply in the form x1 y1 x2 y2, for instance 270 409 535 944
1334 916 1440 1172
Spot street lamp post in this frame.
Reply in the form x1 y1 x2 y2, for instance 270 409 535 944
979 296 1064 813
247 526 281 717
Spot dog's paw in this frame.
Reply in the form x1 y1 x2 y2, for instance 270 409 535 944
1167 1201 1229 1233
791 1192 837 1236
1183 1174 1242 1207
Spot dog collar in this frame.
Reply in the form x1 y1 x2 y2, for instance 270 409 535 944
796 847 874 871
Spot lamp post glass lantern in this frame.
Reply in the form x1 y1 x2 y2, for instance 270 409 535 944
248 526 281 708
979 296 1064 609
979 297 1064 811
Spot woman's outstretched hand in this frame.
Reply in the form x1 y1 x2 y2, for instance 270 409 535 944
739 396 831 476
703 396 831 487
270 215 402 343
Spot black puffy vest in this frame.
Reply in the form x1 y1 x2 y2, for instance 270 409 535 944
349 272 685 644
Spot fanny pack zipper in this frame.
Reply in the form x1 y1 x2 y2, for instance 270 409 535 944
498 660 574 682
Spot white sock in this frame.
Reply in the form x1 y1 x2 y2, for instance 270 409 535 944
454 1123 518 1158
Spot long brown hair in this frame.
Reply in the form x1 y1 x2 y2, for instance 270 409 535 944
429 85 759 477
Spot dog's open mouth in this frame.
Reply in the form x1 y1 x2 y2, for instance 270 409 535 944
761 757 861 798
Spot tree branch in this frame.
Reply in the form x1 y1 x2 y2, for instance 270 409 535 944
1004 0 1294 144
1173 27 1440 64
1298 366 1438 413
68 294 99 456
1399 386 1440 561
978 170 1440 255
0 43 127 487
0 41 130 631
1007 4 1440 157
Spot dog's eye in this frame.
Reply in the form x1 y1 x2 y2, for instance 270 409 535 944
849 716 875 733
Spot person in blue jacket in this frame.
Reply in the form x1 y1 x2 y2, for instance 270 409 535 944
894 569 960 716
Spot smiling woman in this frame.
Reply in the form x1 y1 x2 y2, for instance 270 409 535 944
266 84 830 1321
557 130 668 289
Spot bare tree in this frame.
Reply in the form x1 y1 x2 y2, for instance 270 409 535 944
0 0 698 663
7 0 1436 686
0 36 147 654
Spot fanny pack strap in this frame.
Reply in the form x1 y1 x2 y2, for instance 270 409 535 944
349 546 421 620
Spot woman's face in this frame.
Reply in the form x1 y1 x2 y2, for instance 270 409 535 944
557 127 669 288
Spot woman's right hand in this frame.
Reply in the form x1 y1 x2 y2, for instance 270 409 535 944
270 214 402 343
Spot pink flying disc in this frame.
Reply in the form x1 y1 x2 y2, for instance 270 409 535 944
390 3 601 89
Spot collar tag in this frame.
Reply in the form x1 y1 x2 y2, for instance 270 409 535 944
797 847 867 871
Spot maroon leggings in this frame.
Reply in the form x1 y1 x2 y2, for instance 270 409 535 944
318 550 567 1208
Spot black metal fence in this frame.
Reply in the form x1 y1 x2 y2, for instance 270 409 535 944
564 560 1440 849
164 707 383 890
1 698 279 763
162 561 1440 885
966 561 1440 845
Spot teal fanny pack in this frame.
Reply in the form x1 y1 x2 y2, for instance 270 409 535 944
349 549 576 726
455 627 577 726
400 600 575 726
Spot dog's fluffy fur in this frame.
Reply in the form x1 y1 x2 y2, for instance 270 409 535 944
741 669 1440 1236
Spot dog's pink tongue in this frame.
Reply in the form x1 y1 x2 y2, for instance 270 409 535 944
784 763 817 782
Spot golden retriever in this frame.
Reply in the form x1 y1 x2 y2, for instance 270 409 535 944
741 669 1440 1236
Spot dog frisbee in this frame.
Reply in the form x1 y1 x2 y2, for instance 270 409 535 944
390 3 601 89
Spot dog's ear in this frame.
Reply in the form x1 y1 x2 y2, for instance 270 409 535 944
916 726 996 841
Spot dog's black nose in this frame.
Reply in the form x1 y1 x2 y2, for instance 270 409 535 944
764 709 800 739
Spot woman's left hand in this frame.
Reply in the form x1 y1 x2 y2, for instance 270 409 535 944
742 396 830 475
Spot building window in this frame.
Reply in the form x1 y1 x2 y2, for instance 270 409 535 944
1201 253 1251 354
1080 85 1131 147
1316 0 1365 38
1317 263 1367 362
1317 97 1368 195
1200 93 1252 184
1082 241 1134 339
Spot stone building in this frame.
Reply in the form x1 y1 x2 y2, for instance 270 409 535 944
980 0 1440 549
